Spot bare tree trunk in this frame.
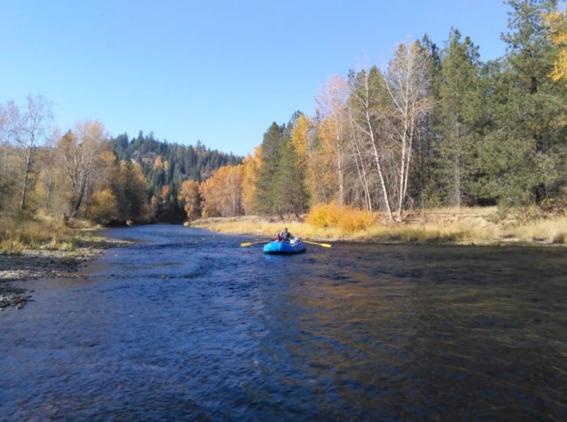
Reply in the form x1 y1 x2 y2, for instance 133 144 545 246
348 108 372 212
337 148 344 207
363 73 395 221
402 112 416 213
70 175 87 218
455 118 461 208
366 111 394 221
20 147 32 210
334 123 344 208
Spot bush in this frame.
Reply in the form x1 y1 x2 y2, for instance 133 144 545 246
307 203 377 234
306 203 341 228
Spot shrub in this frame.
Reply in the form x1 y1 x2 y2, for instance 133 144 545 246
307 203 377 234
306 203 341 228
337 208 377 233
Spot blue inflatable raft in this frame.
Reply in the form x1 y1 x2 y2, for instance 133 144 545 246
263 240 306 255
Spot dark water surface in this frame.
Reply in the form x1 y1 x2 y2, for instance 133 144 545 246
1 225 567 420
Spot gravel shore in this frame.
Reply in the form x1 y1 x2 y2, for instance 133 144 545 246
0 238 130 310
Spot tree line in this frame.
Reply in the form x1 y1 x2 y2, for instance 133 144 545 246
182 0 567 222
0 99 240 224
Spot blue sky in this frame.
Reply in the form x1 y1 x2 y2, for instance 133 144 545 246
1 0 510 155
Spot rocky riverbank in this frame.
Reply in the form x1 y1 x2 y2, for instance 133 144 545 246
0 238 130 310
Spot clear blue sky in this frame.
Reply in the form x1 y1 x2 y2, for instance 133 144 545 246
1 0 510 155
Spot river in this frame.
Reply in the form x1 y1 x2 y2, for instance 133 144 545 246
1 224 566 420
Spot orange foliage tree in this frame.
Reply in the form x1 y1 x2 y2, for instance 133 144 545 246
200 165 244 217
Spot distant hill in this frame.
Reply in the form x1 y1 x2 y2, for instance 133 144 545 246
111 131 242 221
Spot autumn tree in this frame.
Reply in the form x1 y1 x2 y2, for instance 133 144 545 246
200 165 244 217
241 147 261 215
4 96 53 211
111 160 150 222
178 179 201 220
316 76 348 206
546 4 567 85
89 188 119 224
306 121 340 207
348 66 396 220
56 121 114 217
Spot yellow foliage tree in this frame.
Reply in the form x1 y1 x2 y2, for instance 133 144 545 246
546 8 567 85
241 147 262 215
290 114 310 164
154 156 165 171
89 188 119 224
306 118 339 206
178 180 201 220
113 160 150 222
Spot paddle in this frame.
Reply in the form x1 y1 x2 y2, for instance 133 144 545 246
241 239 332 248
240 240 268 247
303 240 332 248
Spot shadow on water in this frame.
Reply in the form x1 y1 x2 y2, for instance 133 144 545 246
1 224 566 420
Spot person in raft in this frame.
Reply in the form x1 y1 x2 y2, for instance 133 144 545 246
275 227 293 241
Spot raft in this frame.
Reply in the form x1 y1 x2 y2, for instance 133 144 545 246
263 240 306 255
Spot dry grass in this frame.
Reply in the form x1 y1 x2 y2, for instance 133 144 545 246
503 216 567 244
193 206 567 247
193 216 343 240
0 213 98 255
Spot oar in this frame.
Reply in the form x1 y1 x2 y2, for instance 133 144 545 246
303 240 332 248
240 240 268 247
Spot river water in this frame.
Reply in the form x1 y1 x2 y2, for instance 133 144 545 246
1 225 566 420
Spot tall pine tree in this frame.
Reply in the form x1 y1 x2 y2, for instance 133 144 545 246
436 29 482 207
491 0 566 204
253 123 286 214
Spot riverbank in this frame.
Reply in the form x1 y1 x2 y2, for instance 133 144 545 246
0 215 131 310
192 207 567 246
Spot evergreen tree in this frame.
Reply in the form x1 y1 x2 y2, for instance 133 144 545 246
253 122 286 214
436 29 482 207
272 140 308 217
415 35 442 207
492 0 566 204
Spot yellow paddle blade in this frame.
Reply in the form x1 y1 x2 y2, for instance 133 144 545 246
303 240 332 248
240 240 268 247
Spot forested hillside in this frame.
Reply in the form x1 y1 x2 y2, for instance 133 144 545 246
183 0 567 223
111 132 241 221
